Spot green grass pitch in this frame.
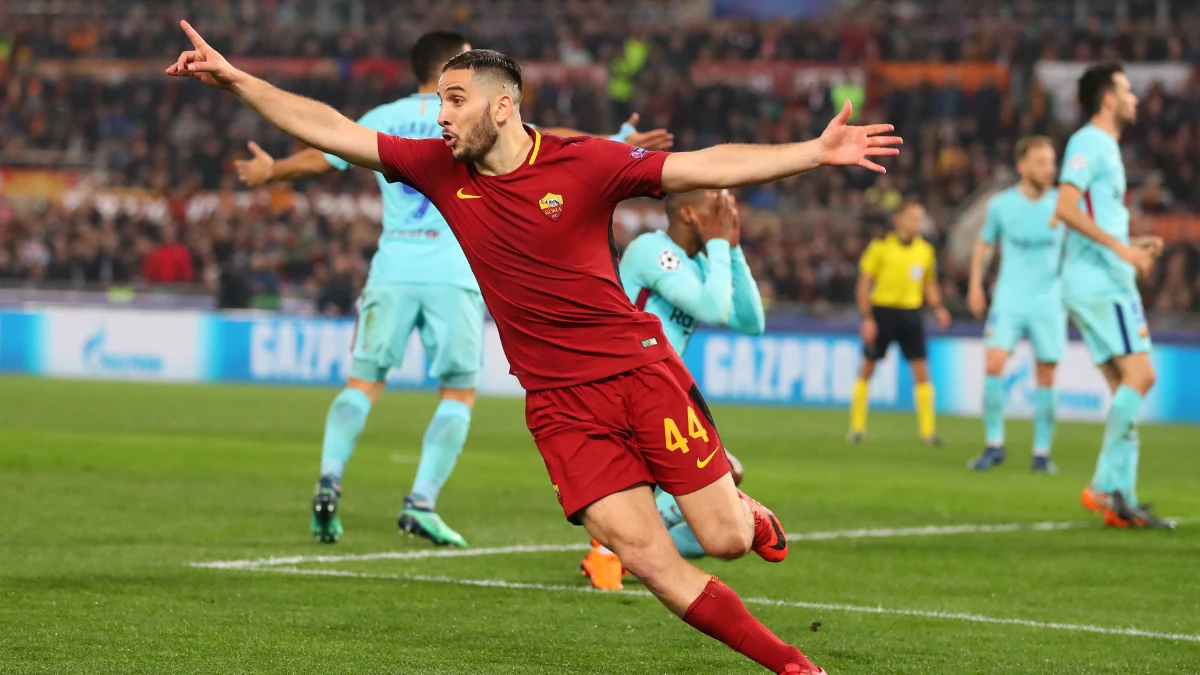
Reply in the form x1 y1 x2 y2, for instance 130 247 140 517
2 376 1198 674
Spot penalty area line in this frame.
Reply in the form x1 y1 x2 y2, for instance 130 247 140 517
234 564 1200 644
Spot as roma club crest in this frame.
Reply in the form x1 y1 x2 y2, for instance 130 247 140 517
539 193 565 221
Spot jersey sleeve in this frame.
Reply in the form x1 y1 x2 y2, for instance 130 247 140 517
859 241 881 276
325 108 387 172
1059 133 1094 191
924 245 938 283
980 197 1001 244
728 246 766 335
376 134 447 192
633 239 734 326
570 137 670 202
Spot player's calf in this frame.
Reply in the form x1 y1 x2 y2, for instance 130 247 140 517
582 487 821 674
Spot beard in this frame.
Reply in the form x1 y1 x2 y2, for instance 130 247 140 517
451 116 500 163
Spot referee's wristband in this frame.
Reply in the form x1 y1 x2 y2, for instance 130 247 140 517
608 122 637 143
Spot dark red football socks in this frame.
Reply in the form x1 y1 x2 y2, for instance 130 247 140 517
682 576 815 673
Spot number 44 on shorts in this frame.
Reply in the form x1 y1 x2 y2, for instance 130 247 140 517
664 406 709 453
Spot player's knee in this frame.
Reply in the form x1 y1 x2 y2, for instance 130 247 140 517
439 386 477 408
859 361 875 380
1034 364 1056 388
346 377 386 403
985 351 1007 377
690 511 753 560
910 361 930 382
697 528 751 560
1125 366 1156 394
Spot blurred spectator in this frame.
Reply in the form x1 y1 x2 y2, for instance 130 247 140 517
1153 250 1197 313
316 252 359 317
2 0 1200 320
141 225 194 284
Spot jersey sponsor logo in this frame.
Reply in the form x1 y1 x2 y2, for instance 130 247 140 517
909 264 925 281
668 307 696 332
457 188 483 200
383 229 440 239
629 147 648 160
538 192 565 221
696 446 721 469
1068 154 1087 170
658 250 681 271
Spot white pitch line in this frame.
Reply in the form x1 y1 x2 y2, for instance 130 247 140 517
239 564 1200 644
190 543 590 570
191 519 1116 570
786 520 1082 541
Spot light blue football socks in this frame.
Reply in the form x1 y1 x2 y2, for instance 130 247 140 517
982 375 1006 447
319 388 373 480
1092 385 1143 501
1032 386 1056 457
409 399 472 508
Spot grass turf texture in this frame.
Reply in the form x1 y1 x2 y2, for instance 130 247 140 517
2 376 1198 674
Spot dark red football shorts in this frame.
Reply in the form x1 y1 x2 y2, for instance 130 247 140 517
525 354 731 524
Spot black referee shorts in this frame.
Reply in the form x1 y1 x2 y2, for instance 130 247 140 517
864 306 927 362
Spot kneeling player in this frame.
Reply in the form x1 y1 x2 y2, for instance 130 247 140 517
580 189 764 590
966 136 1064 473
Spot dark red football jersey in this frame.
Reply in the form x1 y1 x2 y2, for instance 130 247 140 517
377 126 673 390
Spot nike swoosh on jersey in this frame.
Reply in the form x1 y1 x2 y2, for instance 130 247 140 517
697 447 721 469
457 188 482 200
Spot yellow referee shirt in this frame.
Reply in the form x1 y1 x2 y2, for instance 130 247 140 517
859 233 937 309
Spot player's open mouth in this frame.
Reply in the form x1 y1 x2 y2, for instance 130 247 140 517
443 133 457 148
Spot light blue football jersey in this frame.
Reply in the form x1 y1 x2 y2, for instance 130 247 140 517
325 93 477 291
1058 123 1133 298
980 185 1064 313
620 230 764 355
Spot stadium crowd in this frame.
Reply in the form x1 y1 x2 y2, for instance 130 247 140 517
3 0 1200 316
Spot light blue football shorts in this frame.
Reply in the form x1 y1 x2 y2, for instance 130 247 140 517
1064 290 1152 365
985 306 1068 363
351 283 485 389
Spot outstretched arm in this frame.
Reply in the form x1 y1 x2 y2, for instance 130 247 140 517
660 100 901 193
542 114 674 151
235 144 336 187
166 21 383 173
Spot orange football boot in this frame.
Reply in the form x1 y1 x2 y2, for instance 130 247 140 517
580 539 624 591
1103 508 1130 528
1080 485 1111 514
738 490 788 563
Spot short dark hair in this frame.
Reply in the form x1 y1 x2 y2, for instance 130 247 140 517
411 31 469 85
1077 61 1124 119
663 190 708 221
442 49 523 99
1015 135 1053 160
